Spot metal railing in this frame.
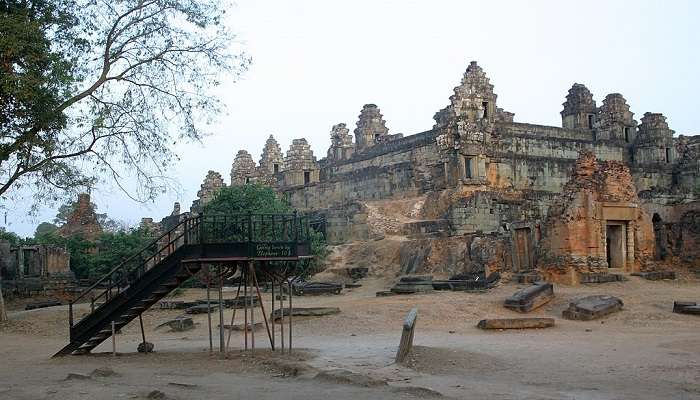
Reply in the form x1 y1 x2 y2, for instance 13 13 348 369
68 212 311 332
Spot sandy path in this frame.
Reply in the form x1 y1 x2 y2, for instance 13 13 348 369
1 277 699 399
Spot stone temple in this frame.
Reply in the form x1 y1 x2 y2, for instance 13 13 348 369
149 61 700 284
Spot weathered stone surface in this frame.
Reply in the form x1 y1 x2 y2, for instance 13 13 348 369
672 301 700 315
579 273 627 284
230 149 257 185
191 170 225 212
354 104 389 151
156 316 194 332
185 304 219 314
270 307 340 320
562 295 623 320
220 322 263 331
292 282 342 296
57 193 102 240
391 275 434 294
504 283 554 313
477 318 555 330
631 271 676 280
137 342 154 353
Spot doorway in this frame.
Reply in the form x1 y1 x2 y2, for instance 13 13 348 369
514 227 532 270
606 224 626 268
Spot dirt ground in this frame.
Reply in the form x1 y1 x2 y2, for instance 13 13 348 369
1 276 699 399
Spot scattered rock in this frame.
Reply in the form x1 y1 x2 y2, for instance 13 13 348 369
185 304 219 314
376 291 397 297
391 386 443 398
477 318 555 330
167 382 199 389
156 316 194 332
91 367 119 378
314 369 388 388
504 283 554 313
631 271 676 280
347 267 369 280
562 295 623 320
511 271 542 284
65 372 91 381
293 282 343 296
137 342 154 353
146 390 168 400
579 273 627 284
220 322 263 331
391 275 434 294
672 301 700 315
271 307 340 320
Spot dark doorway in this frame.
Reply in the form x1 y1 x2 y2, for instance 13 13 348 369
273 163 279 174
303 171 310 185
514 227 532 270
606 224 625 268
652 213 667 260
464 156 473 179
588 114 594 129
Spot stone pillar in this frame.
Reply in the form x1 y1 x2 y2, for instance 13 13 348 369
626 222 635 271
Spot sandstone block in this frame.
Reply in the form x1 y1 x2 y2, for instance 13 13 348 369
504 283 554 313
562 295 623 320
477 318 555 330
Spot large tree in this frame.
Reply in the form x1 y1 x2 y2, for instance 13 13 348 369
0 0 249 204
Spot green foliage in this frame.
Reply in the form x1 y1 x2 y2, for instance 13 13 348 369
204 184 292 214
0 0 250 204
34 222 57 237
35 228 151 280
0 228 22 246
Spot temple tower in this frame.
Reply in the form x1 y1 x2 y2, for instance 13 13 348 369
595 93 637 143
434 61 503 187
354 104 389 152
192 170 225 212
327 123 354 162
283 138 319 187
561 84 597 129
259 135 284 176
633 112 676 165
230 150 257 185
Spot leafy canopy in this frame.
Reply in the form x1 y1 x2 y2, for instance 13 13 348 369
0 0 249 206
204 184 292 215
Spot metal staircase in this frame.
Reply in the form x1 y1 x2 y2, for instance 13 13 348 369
55 213 312 356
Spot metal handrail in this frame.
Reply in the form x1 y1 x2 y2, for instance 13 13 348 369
68 212 312 331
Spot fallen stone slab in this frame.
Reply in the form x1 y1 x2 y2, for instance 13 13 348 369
376 290 398 297
65 372 91 380
391 275 434 294
477 318 555 330
197 296 259 308
220 322 264 331
156 316 194 332
25 300 62 310
562 295 623 320
185 304 219 314
345 283 362 289
673 301 700 315
271 307 340 320
631 271 676 280
292 282 343 296
579 273 627 284
504 283 554 313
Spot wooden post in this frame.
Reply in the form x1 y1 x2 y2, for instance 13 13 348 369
139 314 147 353
244 268 248 350
249 262 255 356
251 265 274 350
279 277 285 352
395 308 418 364
270 269 275 350
225 269 243 352
111 321 117 356
288 279 293 354
218 265 225 355
206 264 212 353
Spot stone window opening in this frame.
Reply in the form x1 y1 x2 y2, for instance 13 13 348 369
464 156 473 179
665 148 670 163
587 114 594 129
273 163 279 174
624 127 631 142
482 102 489 119
304 171 311 185
245 177 250 184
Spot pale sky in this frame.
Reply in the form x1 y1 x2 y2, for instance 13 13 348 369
4 0 700 236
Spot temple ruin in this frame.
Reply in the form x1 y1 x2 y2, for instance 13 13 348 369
149 61 699 284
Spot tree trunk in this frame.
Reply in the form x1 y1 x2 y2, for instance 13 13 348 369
0 280 7 322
